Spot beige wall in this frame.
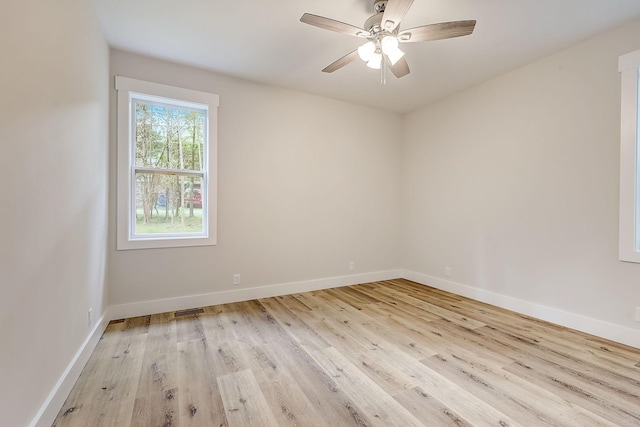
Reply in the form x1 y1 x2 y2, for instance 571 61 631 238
108 51 402 306
0 0 109 425
402 20 640 335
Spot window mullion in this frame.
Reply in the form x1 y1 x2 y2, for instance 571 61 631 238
133 167 204 177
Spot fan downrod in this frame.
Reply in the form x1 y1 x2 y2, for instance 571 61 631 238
373 0 387 14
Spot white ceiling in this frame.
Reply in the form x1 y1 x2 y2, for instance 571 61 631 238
93 0 640 113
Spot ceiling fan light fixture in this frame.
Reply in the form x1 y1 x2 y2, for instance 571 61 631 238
367 52 382 69
357 41 376 61
300 0 477 79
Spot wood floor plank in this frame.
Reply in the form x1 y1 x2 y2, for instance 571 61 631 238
350 349 421 395
176 312 207 343
312 290 439 360
54 319 148 427
130 312 179 426
200 304 252 377
428 298 634 373
217 369 278 427
323 286 385 310
279 294 373 356
476 323 640 404
176 339 228 426
503 355 640 425
216 301 332 426
245 343 328 426
311 346 425 427
421 347 617 426
257 296 331 352
359 282 486 329
236 299 377 426
393 386 474 427
390 280 630 373
54 324 121 426
53 279 640 426
300 291 519 426
291 293 429 379
361 303 456 358
401 358 521 427
294 295 426 397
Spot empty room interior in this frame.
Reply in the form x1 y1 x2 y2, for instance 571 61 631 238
3 0 640 426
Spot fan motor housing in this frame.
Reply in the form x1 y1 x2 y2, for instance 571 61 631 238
364 13 383 33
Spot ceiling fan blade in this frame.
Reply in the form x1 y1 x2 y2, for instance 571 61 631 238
398 20 476 43
386 56 410 78
322 50 359 73
300 13 369 38
381 0 414 32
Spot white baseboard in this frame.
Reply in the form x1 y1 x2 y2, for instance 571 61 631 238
402 269 640 350
108 269 401 321
30 314 110 427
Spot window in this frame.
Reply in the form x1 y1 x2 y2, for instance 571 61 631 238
619 50 640 263
115 76 219 250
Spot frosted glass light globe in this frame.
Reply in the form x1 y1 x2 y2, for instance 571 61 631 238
357 41 376 61
381 36 399 55
367 52 382 69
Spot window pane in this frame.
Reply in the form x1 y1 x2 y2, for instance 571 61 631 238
134 172 204 235
134 100 205 171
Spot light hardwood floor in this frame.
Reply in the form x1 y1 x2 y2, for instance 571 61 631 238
53 279 640 426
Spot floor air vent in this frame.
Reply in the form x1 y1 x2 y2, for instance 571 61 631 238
175 308 204 317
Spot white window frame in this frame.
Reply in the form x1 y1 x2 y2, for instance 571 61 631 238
619 50 640 263
115 76 219 250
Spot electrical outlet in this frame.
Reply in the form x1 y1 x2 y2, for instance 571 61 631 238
635 307 640 322
349 261 356 271
88 308 93 328
445 267 452 277
233 274 240 285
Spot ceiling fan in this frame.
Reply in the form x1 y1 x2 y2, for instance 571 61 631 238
300 0 476 79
